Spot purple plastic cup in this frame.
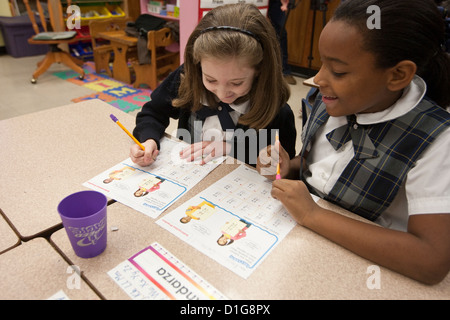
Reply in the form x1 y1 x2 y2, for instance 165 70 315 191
57 190 108 258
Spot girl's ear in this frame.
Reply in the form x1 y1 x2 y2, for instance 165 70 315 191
386 60 417 91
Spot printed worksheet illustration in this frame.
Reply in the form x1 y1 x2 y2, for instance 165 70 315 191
156 165 301 278
84 137 225 218
108 242 227 300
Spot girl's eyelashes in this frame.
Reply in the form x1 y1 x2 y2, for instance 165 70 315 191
332 71 347 77
204 78 244 86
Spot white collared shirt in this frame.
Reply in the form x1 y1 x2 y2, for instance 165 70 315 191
201 100 251 141
305 76 450 231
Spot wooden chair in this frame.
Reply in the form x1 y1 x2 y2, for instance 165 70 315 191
132 27 180 90
89 18 129 77
23 0 85 83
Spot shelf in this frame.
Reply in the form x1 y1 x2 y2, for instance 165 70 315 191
146 12 178 21
62 1 131 60
64 1 127 26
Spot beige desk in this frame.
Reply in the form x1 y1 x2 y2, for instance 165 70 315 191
0 213 20 254
0 237 100 300
50 163 450 300
3 99 449 299
0 99 138 240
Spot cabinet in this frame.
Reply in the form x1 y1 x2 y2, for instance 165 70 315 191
61 0 139 59
285 0 340 76
63 0 139 22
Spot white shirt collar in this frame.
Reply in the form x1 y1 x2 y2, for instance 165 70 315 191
201 96 251 115
229 99 251 115
356 75 427 125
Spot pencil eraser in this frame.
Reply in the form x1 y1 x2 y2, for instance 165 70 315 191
110 114 118 122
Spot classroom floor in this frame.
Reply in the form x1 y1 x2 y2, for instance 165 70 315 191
0 53 310 153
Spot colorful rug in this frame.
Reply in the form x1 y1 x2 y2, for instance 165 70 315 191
53 61 152 114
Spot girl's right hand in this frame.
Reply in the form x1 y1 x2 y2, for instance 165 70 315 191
130 139 159 167
256 140 290 180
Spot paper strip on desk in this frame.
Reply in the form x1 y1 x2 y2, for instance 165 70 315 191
83 137 224 219
156 165 297 279
108 242 227 300
47 290 70 300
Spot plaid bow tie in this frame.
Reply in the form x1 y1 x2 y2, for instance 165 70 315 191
326 115 378 159
196 102 235 131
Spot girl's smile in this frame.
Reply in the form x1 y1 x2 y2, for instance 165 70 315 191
314 20 402 117
321 95 338 106
201 57 257 104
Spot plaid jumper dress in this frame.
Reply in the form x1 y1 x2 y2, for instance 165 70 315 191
300 96 450 221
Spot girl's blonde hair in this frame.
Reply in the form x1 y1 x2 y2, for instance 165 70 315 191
172 3 290 129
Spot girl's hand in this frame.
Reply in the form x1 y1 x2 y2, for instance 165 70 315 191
280 0 289 11
256 140 290 180
271 179 318 226
180 141 231 165
130 139 159 166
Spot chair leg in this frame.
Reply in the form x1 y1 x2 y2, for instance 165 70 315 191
30 42 86 83
94 51 112 77
57 52 85 79
36 56 46 67
132 61 156 89
134 65 161 90
31 53 55 83
69 55 85 67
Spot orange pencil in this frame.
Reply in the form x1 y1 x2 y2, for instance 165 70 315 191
110 114 145 151
276 131 281 180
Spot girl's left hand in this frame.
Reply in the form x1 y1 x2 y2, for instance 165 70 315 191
180 141 231 164
271 179 319 226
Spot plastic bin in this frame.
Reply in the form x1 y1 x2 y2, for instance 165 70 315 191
107 5 125 18
79 6 111 25
69 41 93 59
0 15 48 58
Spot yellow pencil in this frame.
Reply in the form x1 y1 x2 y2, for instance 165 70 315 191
276 130 281 180
110 114 145 150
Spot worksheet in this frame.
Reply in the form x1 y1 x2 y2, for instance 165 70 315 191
84 137 224 218
156 165 306 279
108 242 227 300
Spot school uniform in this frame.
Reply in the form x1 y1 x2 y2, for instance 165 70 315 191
301 76 450 231
133 65 297 166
